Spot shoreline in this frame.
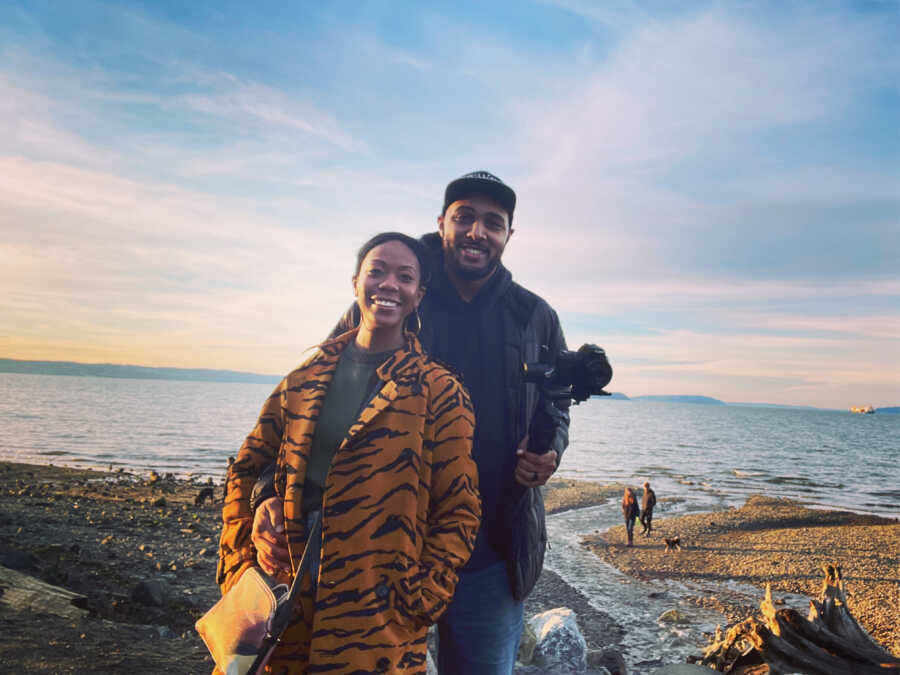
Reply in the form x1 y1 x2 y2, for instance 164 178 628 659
1 461 897 672
582 494 899 657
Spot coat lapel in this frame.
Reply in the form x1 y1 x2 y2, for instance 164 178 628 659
284 332 424 569
338 333 423 451
341 378 399 448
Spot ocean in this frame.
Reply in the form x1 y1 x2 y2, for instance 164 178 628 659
1 372 897 518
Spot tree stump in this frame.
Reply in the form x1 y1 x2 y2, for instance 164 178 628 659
694 563 899 674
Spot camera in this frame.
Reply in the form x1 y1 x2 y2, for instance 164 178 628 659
522 343 612 455
523 343 613 404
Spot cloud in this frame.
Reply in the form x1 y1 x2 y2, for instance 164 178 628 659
0 1 896 408
593 326 900 408
502 3 899 293
178 80 367 153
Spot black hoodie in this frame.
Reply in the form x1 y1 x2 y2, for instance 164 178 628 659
418 234 516 569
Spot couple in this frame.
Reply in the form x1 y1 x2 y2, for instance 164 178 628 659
217 172 570 674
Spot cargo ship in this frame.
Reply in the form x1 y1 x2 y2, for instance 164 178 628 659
850 405 875 414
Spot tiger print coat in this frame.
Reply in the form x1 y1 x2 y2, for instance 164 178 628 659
218 330 480 674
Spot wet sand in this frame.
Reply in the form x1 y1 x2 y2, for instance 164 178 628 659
582 494 900 656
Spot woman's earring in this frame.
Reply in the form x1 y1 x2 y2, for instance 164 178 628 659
412 309 422 336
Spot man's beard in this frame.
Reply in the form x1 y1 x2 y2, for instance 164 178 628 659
446 251 500 281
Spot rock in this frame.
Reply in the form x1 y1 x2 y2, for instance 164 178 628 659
657 608 688 624
148 471 160 484
131 579 168 607
152 496 166 507
517 618 538 664
0 546 39 572
0 565 89 619
529 607 587 672
588 648 626 674
155 625 177 639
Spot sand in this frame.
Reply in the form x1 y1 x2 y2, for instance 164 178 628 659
582 494 900 656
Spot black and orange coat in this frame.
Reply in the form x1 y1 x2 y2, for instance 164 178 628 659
217 331 480 673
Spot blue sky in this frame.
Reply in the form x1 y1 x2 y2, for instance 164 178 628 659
1 0 898 408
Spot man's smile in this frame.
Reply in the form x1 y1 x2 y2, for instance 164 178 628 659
459 243 488 262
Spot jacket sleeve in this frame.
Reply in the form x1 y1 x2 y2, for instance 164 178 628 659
216 379 286 593
407 372 480 627
544 306 571 463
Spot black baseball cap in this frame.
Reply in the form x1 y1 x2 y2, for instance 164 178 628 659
443 170 516 224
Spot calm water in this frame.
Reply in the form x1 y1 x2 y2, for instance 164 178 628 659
1 373 897 517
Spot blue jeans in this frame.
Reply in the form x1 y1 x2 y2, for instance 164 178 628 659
438 562 524 674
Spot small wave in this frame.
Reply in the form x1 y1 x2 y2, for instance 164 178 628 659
869 489 900 500
39 450 69 456
639 465 671 472
766 475 819 487
864 501 900 512
733 469 765 477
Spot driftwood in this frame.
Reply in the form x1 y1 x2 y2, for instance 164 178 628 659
695 564 900 674
0 564 89 620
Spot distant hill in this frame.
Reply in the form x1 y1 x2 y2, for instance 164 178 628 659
631 395 725 405
728 402 828 411
877 407 900 414
0 358 280 384
605 392 630 400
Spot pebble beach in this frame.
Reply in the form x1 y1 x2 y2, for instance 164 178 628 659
1 461 897 673
582 494 900 656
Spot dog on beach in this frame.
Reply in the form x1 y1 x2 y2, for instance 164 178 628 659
194 486 215 506
664 536 681 552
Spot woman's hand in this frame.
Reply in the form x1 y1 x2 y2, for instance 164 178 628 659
252 497 292 576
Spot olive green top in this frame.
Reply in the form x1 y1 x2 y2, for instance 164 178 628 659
301 341 393 514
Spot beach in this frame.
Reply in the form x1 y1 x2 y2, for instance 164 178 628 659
1 462 897 673
582 494 900 657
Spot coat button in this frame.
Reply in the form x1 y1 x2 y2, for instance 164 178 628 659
374 582 389 599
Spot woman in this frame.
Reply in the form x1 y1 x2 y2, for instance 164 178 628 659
217 232 480 673
621 487 640 547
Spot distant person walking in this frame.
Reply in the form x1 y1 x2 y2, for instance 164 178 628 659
640 480 657 536
622 487 640 546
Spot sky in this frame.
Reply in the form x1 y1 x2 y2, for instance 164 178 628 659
1 0 898 409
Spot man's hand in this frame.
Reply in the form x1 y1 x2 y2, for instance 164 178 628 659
252 497 291 577
514 434 558 487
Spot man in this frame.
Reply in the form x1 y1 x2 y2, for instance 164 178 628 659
251 171 569 673
641 480 657 536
